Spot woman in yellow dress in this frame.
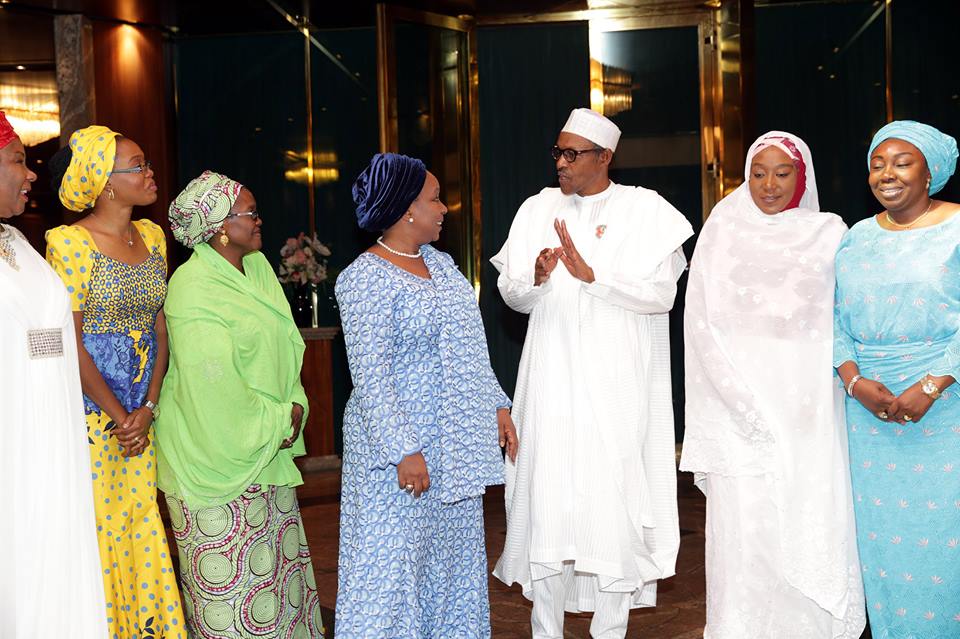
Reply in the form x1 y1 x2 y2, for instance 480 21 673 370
46 125 185 638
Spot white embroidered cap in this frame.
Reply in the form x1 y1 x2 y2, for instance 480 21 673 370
560 108 622 152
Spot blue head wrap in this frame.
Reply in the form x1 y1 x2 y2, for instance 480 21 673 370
352 153 427 232
868 120 958 195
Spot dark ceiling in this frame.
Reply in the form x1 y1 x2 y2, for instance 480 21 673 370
0 0 600 36
170 0 589 35
0 0 887 38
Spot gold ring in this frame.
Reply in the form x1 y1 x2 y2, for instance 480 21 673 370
904 415 913 421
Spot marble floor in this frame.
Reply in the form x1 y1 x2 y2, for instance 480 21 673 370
168 469 872 638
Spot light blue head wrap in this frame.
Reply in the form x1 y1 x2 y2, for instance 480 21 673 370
868 120 958 195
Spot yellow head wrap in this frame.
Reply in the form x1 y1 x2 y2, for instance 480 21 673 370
58 125 120 212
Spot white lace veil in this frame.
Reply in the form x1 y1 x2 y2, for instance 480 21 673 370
681 132 860 617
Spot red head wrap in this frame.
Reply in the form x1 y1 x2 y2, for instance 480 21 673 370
0 111 17 150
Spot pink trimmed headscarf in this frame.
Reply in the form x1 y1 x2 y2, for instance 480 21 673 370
754 134 808 211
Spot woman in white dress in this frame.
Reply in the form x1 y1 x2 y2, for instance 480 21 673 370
679 131 866 638
0 112 107 637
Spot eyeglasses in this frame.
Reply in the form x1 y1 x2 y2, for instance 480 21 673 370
551 146 604 163
226 211 260 220
111 161 152 175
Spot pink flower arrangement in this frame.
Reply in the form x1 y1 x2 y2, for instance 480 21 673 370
278 232 331 286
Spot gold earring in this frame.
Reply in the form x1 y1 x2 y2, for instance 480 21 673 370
218 233 230 247
106 187 115 200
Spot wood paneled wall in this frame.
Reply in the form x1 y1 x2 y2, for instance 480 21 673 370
91 18 174 231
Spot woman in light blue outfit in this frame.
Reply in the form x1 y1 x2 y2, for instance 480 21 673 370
835 120 960 637
335 153 518 638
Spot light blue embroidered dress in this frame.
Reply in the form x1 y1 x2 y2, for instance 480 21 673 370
834 215 960 637
334 245 509 638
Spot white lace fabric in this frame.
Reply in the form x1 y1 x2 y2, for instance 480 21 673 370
681 132 865 629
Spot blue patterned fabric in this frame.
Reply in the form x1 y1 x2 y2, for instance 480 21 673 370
80 249 165 413
78 250 164 413
334 245 509 638
352 153 426 232
834 216 960 636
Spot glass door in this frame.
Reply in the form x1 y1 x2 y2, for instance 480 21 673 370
376 5 480 289
589 13 719 226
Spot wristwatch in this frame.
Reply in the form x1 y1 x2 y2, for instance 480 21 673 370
920 377 942 400
144 399 158 412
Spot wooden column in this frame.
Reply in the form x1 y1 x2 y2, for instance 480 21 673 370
298 326 340 471
91 19 174 232
54 14 97 144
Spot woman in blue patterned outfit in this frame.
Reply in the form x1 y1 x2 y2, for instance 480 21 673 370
335 153 518 638
835 120 960 637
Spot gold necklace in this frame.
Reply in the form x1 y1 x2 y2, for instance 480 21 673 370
885 200 934 230
0 222 19 271
90 211 135 246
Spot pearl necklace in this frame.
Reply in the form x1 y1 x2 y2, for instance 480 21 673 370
886 200 934 230
377 236 421 258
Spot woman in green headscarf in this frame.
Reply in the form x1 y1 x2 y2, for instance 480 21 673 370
156 170 324 638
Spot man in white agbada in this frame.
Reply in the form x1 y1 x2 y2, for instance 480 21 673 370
491 108 693 638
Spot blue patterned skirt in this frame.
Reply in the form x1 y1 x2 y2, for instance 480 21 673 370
846 343 960 637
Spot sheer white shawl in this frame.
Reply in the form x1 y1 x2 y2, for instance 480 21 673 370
680 132 861 617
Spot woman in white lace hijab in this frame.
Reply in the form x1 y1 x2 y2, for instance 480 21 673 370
680 132 865 638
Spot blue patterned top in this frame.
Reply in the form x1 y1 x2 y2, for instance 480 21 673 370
834 215 960 383
336 245 509 504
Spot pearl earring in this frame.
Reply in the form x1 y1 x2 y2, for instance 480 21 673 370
408 217 414 223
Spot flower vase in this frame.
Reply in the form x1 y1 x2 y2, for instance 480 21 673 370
310 283 319 328
290 284 313 328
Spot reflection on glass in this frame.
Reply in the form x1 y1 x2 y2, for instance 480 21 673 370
395 22 474 282
590 25 703 225
756 0 885 223
176 33 309 267
891 0 960 203
0 71 60 147
309 28 378 274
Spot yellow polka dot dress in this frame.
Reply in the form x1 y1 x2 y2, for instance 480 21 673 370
46 220 185 639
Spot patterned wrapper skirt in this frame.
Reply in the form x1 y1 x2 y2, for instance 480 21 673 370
165 484 324 638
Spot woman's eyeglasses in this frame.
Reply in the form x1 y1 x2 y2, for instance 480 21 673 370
111 161 152 175
226 211 260 220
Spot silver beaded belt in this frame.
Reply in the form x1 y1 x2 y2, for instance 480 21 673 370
27 328 64 359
